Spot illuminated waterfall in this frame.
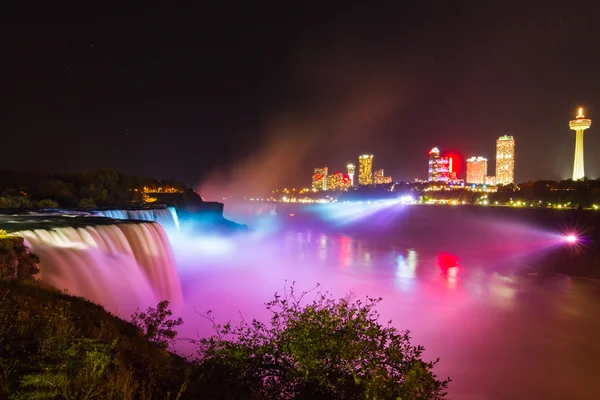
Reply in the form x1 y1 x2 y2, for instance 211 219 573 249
17 221 182 316
97 207 180 231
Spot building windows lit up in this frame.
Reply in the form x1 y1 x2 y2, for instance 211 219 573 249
312 167 328 191
466 157 487 185
358 155 373 185
326 172 344 191
374 169 392 185
428 147 450 183
495 135 515 185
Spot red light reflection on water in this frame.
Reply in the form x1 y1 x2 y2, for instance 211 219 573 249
437 252 460 275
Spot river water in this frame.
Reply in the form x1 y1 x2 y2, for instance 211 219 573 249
171 204 600 399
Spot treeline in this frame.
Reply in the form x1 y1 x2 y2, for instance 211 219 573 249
0 170 202 208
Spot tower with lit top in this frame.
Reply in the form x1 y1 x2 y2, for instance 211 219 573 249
347 164 355 186
569 107 591 180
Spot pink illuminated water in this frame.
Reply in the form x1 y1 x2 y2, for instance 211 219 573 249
172 208 600 400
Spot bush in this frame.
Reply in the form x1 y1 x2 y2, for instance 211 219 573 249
78 198 97 208
131 300 183 350
0 235 39 280
195 285 450 399
36 198 59 208
0 196 33 208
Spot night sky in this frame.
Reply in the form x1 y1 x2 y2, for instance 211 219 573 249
2 2 600 196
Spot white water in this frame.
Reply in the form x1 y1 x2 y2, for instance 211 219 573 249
17 222 182 316
97 207 180 231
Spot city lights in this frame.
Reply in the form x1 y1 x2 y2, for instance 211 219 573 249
428 147 450 183
466 157 487 185
312 167 328 191
495 135 515 185
358 155 374 185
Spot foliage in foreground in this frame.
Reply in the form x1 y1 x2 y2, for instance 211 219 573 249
0 235 39 280
0 277 449 399
196 285 450 399
0 280 190 399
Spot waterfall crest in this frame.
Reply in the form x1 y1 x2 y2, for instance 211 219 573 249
97 207 179 231
17 221 182 316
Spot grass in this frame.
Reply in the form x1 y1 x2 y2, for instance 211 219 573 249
0 279 193 400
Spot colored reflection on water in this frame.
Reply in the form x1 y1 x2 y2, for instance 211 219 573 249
172 220 600 400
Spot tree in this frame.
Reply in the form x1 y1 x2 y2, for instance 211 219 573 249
37 199 59 208
0 235 40 280
78 198 97 208
195 286 450 399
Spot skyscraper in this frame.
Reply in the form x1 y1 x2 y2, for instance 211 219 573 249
428 147 450 183
428 147 440 182
466 157 487 185
569 107 592 180
312 167 328 191
326 172 343 191
358 155 373 185
347 164 356 186
495 136 515 185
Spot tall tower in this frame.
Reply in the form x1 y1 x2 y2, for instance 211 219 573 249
495 136 515 185
358 155 373 185
569 107 592 180
347 164 356 186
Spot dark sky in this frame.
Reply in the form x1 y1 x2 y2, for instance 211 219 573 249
2 2 600 195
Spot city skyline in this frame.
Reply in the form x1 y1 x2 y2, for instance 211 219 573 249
3 4 600 199
303 119 600 193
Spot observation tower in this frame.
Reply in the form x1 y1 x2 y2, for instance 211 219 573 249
347 164 355 186
569 107 592 180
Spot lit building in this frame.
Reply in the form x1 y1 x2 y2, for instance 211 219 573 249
340 174 352 190
485 176 496 186
569 107 592 180
428 148 450 182
436 157 450 183
495 136 515 185
428 147 440 181
466 157 487 185
374 169 392 185
312 167 328 191
428 148 450 183
358 155 373 185
373 169 384 184
326 172 344 191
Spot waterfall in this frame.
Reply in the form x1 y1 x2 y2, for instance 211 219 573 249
16 221 182 316
97 207 180 231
